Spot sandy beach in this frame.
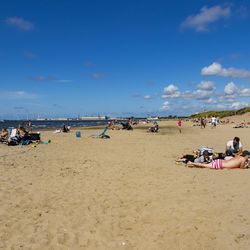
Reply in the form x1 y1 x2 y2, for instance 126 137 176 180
1 120 250 250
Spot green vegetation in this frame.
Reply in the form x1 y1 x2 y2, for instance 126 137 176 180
190 107 250 119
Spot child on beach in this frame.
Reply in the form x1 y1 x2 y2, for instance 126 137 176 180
177 119 182 133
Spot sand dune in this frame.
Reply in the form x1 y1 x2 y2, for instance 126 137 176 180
1 121 250 249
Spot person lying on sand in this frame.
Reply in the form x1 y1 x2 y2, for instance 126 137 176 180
187 150 250 169
176 150 212 164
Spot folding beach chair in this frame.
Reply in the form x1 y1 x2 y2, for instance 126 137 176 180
90 127 110 139
10 128 17 138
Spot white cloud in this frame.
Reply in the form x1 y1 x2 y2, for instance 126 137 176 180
181 5 231 32
181 81 215 100
231 101 249 109
160 101 170 111
162 84 180 98
197 81 215 91
218 96 235 103
5 17 34 31
194 89 214 100
206 98 217 104
224 82 238 95
201 62 250 79
240 88 250 97
144 95 152 100
0 91 39 99
201 62 222 75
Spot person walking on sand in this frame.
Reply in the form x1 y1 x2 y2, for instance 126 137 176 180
187 150 250 169
177 119 182 133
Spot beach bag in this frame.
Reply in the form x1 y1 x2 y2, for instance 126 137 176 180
29 133 40 141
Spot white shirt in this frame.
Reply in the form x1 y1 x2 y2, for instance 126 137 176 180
227 140 242 150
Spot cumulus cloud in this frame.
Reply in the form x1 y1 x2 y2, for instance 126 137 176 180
181 81 216 100
197 81 216 91
193 89 214 100
5 17 34 31
161 82 216 101
181 5 231 32
201 62 250 79
224 82 238 95
162 84 180 98
0 91 38 99
240 88 250 97
231 101 249 109
158 80 249 114
206 98 217 104
223 82 250 98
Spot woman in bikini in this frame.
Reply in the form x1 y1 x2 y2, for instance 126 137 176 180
187 151 250 169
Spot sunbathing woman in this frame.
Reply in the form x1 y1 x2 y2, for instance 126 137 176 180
187 151 250 169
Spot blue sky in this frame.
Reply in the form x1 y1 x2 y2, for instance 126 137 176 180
0 0 250 119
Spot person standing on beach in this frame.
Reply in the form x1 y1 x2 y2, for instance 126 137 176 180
177 119 182 133
26 120 32 132
211 116 216 128
200 117 206 129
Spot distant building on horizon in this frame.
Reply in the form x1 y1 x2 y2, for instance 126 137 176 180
79 116 108 121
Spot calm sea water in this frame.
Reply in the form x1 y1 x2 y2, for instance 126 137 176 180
0 119 116 131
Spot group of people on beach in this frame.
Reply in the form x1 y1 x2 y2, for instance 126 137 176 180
177 136 250 170
0 121 41 146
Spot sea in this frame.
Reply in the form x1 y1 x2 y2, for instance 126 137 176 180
0 119 120 131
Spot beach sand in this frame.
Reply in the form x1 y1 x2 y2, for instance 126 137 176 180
1 120 250 249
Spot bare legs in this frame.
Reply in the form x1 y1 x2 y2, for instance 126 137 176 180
187 161 213 168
